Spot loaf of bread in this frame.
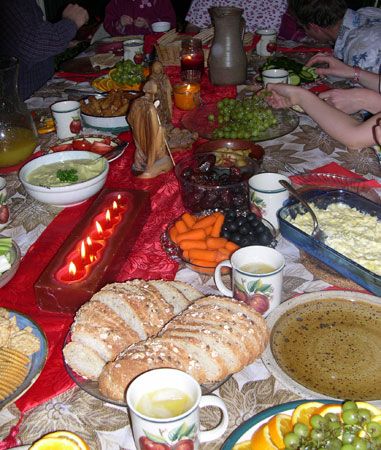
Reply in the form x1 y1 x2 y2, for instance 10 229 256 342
63 280 203 380
98 295 269 401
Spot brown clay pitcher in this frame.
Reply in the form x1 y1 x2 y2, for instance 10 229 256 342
208 6 247 85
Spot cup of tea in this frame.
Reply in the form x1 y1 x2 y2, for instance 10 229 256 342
262 69 289 87
126 368 229 450
214 245 285 316
255 29 277 56
51 100 81 140
249 173 290 231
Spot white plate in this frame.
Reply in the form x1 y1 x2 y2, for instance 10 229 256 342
81 111 128 132
262 290 381 403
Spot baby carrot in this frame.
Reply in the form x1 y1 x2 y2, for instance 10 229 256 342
225 241 240 252
190 259 217 268
182 250 190 260
179 239 208 250
206 237 228 249
169 226 178 243
175 219 188 234
188 248 217 262
217 247 231 257
215 252 230 263
193 213 218 229
176 228 207 243
181 212 197 228
210 212 225 237
205 225 213 236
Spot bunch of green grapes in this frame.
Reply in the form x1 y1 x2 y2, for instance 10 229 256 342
110 60 145 85
284 402 381 450
210 96 277 140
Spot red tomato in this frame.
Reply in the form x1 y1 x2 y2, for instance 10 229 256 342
101 137 112 145
72 139 92 151
91 141 113 154
50 143 72 152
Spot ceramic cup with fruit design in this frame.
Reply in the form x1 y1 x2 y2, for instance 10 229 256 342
51 100 82 140
126 368 229 450
0 177 9 230
249 173 290 231
255 29 277 56
214 245 285 317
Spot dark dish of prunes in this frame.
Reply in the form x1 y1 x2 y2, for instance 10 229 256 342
221 209 275 247
176 153 257 213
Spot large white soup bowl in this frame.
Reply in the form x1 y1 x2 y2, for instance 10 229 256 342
19 151 109 207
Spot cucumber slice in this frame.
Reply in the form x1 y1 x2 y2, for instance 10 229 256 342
289 74 301 85
300 69 314 81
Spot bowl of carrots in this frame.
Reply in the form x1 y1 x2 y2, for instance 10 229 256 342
162 209 276 275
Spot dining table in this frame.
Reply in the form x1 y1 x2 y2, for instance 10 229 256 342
0 33 380 450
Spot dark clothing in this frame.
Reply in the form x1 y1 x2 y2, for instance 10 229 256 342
0 0 77 100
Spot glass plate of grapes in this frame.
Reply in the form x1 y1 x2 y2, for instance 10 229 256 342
182 97 299 141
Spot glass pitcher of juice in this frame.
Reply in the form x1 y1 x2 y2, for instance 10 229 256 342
0 57 38 167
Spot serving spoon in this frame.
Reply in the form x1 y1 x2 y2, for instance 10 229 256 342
279 180 325 241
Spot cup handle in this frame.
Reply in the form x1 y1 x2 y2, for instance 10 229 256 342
214 260 233 297
199 395 229 443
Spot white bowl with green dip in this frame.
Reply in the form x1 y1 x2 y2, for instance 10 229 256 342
19 151 109 207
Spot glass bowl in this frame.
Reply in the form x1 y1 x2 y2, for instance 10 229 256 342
161 209 277 275
0 237 21 288
175 152 260 213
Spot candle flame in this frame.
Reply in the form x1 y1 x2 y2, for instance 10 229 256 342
95 221 103 234
81 240 86 259
105 209 111 222
90 254 96 263
117 194 121 201
69 261 77 276
86 236 92 247
112 201 118 211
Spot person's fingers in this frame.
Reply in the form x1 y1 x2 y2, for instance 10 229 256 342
318 91 331 100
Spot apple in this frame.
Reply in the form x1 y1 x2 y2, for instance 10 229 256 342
139 436 171 450
250 204 262 218
173 439 195 450
0 205 9 224
69 119 82 134
245 293 269 314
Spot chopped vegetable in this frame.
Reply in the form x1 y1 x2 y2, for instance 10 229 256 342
0 237 12 275
56 168 79 183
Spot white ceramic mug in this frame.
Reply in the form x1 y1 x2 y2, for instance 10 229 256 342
0 177 7 204
255 29 277 57
214 245 285 317
262 69 289 87
126 368 229 450
249 173 290 230
123 38 144 61
51 100 81 140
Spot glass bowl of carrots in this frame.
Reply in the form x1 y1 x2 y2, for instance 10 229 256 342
175 152 260 213
162 209 276 275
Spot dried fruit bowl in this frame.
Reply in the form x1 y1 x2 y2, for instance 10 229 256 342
175 152 260 213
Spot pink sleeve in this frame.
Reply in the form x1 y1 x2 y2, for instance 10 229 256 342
103 0 123 36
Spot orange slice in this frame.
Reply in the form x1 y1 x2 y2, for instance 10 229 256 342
291 402 324 427
232 440 252 450
315 404 343 419
30 431 89 450
356 402 381 416
267 413 292 449
251 423 278 450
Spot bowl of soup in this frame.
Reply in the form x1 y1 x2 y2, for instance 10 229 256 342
19 151 109 207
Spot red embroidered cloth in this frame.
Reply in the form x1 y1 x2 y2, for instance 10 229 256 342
0 75 236 421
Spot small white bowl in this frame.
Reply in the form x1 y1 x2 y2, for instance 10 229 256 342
151 21 171 32
81 112 128 132
0 237 21 288
19 151 109 207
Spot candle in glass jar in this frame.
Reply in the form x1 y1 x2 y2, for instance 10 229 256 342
180 38 204 83
173 83 201 111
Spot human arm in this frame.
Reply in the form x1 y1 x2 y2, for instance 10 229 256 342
185 23 201 33
62 4 88 30
265 83 381 148
306 54 381 91
185 0 211 31
374 120 381 146
318 88 381 114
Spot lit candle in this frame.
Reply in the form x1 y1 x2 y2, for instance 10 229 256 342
173 82 201 110
105 209 111 223
69 261 77 279
112 200 118 214
95 221 103 238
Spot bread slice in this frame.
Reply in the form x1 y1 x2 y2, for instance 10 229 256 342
149 280 190 314
63 341 106 380
170 281 204 302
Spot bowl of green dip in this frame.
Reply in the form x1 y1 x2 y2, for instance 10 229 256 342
19 151 109 207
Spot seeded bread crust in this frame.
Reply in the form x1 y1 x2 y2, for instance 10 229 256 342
98 295 269 401
63 280 197 380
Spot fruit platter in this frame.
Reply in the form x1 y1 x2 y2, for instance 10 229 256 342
46 135 127 162
162 209 276 275
223 400 381 450
92 60 149 92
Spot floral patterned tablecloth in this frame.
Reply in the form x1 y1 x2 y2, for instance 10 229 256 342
0 75 380 450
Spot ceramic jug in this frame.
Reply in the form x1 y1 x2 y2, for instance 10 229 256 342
208 7 247 85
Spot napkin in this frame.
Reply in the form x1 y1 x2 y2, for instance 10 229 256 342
54 70 108 82
290 162 381 189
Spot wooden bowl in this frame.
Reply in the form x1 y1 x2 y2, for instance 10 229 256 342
194 139 265 164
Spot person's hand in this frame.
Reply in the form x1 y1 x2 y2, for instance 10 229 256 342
306 54 354 79
263 83 302 109
318 88 381 114
62 4 89 29
120 15 133 26
134 17 150 29
374 119 381 146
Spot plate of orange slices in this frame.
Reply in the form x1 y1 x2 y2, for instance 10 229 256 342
12 430 90 449
222 400 381 450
